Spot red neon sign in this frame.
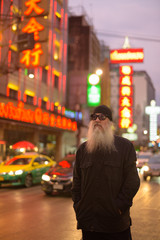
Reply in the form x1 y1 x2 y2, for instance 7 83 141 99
119 66 133 75
119 76 132 86
20 0 48 67
24 0 44 16
0 101 77 131
119 86 133 96
20 43 43 67
119 118 133 128
119 107 133 118
119 96 133 107
22 17 44 41
119 65 133 129
110 48 144 63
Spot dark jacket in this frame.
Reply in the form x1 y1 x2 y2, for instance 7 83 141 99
71 135 140 233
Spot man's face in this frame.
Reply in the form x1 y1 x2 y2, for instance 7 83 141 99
90 113 110 132
87 112 115 153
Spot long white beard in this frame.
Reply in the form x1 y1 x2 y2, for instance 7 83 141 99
86 120 115 153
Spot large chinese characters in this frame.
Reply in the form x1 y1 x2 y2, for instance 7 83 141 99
119 66 133 128
20 0 49 67
110 47 144 130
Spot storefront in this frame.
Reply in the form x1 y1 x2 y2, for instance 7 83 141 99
0 97 78 162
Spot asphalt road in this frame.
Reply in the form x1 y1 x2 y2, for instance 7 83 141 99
0 174 160 240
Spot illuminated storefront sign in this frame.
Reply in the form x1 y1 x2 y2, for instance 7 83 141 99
119 85 133 96
119 76 132 85
111 48 144 131
87 74 101 107
0 101 77 131
119 65 133 75
20 0 49 67
119 66 133 128
119 96 133 107
122 133 138 141
145 100 160 141
110 48 144 63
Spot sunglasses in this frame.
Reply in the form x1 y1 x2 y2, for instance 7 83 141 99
90 113 108 121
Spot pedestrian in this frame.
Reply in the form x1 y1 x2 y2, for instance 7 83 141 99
71 105 140 240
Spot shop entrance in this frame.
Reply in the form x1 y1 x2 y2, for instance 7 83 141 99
38 134 56 160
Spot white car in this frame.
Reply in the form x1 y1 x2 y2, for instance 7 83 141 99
136 152 153 169
142 154 160 180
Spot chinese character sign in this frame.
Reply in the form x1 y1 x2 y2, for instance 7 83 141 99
119 65 133 128
20 0 49 68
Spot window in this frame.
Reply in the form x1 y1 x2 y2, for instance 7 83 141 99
57 0 63 5
55 15 61 30
9 89 18 99
54 45 60 60
33 158 42 164
41 157 50 165
41 100 47 109
26 95 34 105
28 69 34 75
54 104 58 113
42 69 47 83
54 75 59 88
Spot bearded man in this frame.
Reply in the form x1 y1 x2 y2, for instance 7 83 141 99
71 105 140 240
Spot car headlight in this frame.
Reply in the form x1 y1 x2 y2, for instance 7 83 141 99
42 174 51 181
8 170 24 176
8 171 14 176
15 170 24 175
142 165 149 172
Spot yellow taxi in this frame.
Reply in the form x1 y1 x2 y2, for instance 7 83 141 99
0 153 56 187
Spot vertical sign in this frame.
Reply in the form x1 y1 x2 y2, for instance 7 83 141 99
87 74 101 107
119 66 133 128
20 0 49 67
145 100 160 141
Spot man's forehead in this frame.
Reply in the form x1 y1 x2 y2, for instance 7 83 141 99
94 113 104 115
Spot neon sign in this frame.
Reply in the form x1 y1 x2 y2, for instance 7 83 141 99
20 0 49 67
110 48 144 63
119 107 133 118
24 0 45 16
119 86 133 96
145 100 160 141
119 97 133 107
87 74 101 107
119 66 133 128
119 118 133 129
119 76 132 85
119 65 133 75
20 43 43 67
0 101 77 131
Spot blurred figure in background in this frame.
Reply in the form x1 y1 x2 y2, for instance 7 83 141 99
72 105 140 240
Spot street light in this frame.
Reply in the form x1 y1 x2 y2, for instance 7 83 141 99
143 130 148 135
96 69 103 76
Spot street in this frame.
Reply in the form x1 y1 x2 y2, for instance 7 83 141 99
0 175 160 240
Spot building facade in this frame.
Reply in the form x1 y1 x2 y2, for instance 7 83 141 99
0 0 81 161
67 12 103 144
67 14 100 110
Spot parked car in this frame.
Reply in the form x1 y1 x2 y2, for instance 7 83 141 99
0 154 56 187
142 154 160 180
136 151 153 169
41 154 76 195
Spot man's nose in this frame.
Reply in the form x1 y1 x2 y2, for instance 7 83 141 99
95 117 100 122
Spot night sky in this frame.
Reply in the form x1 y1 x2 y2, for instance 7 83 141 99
68 0 160 105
